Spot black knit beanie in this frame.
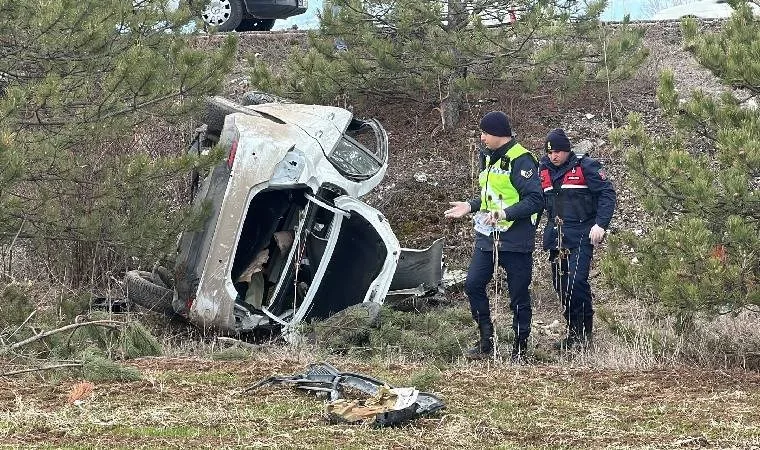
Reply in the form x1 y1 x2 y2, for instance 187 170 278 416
544 128 572 152
479 111 512 137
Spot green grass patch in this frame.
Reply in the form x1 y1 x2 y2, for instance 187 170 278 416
367 305 474 361
82 354 142 382
3 359 760 448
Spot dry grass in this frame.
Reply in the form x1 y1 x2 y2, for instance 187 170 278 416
1 352 760 448
3 282 760 448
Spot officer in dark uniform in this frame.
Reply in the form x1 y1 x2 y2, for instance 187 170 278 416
539 129 616 350
445 111 543 361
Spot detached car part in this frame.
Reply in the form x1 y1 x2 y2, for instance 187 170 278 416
249 362 445 427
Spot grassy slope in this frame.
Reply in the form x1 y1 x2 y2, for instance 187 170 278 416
2 355 759 449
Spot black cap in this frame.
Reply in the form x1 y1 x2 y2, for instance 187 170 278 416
479 111 512 137
544 128 572 152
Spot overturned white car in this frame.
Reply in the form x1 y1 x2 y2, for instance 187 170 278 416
125 95 443 338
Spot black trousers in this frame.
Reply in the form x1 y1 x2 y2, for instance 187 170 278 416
464 247 533 340
550 243 594 323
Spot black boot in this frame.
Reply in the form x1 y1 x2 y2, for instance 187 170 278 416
511 337 528 363
553 318 584 351
466 321 494 360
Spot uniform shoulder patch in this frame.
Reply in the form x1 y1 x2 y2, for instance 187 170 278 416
521 169 533 178
598 169 607 180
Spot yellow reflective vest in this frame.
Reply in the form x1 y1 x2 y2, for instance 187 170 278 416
478 143 538 232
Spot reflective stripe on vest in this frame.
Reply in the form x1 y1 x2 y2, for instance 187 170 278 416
541 165 589 193
541 163 590 222
478 143 537 231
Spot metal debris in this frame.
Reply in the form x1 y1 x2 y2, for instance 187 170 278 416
248 362 445 427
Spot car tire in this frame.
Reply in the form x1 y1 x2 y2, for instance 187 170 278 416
202 0 244 32
125 270 175 315
236 18 276 32
202 96 252 136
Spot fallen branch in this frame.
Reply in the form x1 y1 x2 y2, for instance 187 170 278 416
1 362 83 377
8 309 37 340
1 320 124 355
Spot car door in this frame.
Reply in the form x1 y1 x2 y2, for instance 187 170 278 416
279 195 400 340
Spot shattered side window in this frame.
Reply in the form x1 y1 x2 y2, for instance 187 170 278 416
327 134 383 181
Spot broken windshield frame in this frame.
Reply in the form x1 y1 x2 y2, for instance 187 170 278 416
326 120 386 181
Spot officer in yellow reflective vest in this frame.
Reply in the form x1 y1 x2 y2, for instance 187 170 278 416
445 111 543 361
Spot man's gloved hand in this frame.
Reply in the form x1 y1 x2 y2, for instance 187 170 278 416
444 201 471 219
485 209 507 225
589 224 606 245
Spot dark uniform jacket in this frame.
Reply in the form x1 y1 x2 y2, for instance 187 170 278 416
539 152 616 250
467 140 544 253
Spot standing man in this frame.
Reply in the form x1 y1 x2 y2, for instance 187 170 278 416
539 129 616 350
445 111 543 361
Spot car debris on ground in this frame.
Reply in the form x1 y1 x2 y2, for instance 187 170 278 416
247 362 445 427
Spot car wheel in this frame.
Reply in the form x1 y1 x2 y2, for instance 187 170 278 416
201 0 244 32
125 270 174 315
236 18 276 32
202 96 252 136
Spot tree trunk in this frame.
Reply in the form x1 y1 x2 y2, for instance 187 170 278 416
439 0 467 132
439 79 462 132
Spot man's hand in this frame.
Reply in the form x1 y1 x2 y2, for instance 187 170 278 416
444 202 471 219
485 209 506 225
589 224 606 245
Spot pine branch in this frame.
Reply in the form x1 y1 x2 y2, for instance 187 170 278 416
1 320 124 355
632 151 686 203
1 362 82 377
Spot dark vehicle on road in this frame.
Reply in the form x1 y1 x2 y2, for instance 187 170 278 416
200 0 307 31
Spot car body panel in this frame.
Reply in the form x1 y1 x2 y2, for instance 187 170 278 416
388 238 445 294
281 196 400 342
247 103 389 196
243 0 307 19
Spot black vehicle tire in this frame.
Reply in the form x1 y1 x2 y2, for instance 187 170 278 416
125 270 174 315
202 96 252 135
236 18 276 32
202 0 244 32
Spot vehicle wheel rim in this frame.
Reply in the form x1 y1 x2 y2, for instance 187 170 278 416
202 0 232 26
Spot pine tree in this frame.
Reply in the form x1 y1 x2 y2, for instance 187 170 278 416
250 0 647 130
605 4 759 329
0 0 236 286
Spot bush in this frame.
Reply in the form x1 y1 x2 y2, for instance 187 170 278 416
82 353 142 382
